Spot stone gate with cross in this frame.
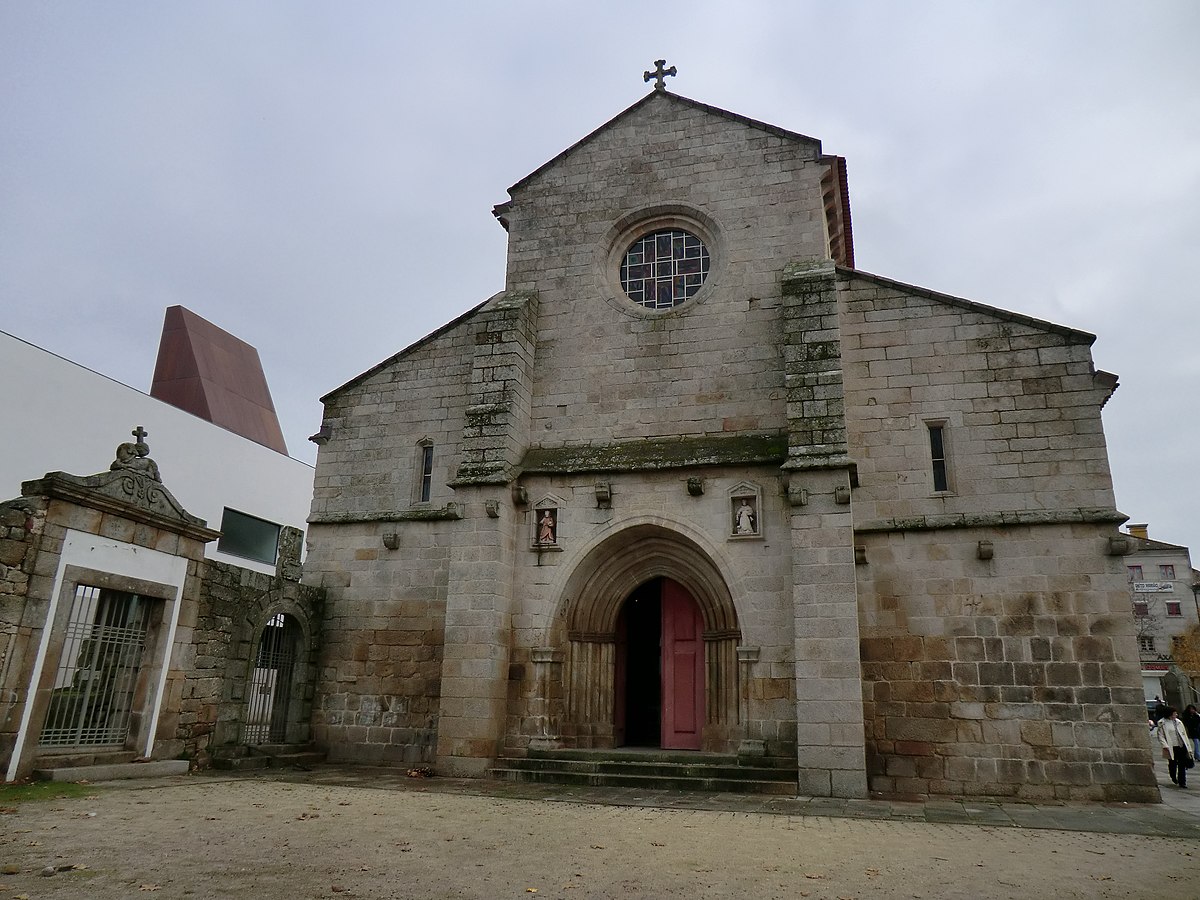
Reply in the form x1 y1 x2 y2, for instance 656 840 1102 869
0 433 325 780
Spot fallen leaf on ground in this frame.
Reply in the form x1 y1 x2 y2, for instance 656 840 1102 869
138 884 160 891
804 873 825 879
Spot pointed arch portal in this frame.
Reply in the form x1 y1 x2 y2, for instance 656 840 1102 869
557 525 741 752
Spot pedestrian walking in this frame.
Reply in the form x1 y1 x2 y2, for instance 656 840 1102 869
1155 707 1195 788
1182 704 1200 759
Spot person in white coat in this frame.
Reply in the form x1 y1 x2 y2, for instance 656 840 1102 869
1155 707 1195 788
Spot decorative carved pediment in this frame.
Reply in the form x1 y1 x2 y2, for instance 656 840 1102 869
20 426 220 543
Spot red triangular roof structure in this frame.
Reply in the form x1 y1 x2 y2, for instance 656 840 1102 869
150 306 288 454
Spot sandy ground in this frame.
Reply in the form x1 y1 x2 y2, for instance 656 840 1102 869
1 779 1197 899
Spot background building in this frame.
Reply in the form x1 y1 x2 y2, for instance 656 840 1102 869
1123 523 1200 709
1 310 321 780
2 308 313 575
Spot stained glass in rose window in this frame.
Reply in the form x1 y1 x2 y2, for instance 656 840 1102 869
620 229 710 309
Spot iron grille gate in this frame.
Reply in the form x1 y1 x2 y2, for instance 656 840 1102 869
243 613 299 744
40 585 151 748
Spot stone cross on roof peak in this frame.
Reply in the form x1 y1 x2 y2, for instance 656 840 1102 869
644 59 677 91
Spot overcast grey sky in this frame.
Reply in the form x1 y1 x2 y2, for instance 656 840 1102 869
3 2 1198 558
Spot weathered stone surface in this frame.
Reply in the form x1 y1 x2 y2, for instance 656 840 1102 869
296 90 1154 802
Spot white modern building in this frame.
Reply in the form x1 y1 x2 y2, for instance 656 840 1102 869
2 323 313 575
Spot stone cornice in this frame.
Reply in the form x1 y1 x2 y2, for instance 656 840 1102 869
854 507 1127 534
308 503 464 526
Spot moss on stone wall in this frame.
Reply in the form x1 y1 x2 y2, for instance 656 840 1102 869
521 432 787 474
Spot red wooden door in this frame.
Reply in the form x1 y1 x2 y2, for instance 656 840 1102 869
660 579 704 750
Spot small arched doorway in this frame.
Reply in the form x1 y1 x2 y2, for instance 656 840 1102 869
242 613 303 744
615 577 704 750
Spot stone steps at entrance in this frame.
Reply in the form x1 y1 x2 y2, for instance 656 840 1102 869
491 749 798 795
210 743 326 772
33 751 189 782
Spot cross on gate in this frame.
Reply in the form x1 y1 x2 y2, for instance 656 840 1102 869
132 425 149 443
643 59 677 91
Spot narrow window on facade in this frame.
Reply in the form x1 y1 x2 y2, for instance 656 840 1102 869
927 423 949 492
218 508 282 565
1167 601 1182 617
1160 564 1176 579
418 443 434 503
1138 635 1156 654
1128 565 1143 582
1133 600 1149 618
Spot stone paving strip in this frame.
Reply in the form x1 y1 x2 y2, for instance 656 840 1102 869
181 764 1200 839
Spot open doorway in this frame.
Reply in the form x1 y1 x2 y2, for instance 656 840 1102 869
615 577 704 750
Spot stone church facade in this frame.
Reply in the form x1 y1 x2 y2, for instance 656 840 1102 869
304 85 1157 801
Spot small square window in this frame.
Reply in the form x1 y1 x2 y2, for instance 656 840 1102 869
1133 600 1149 618
1160 564 1176 580
1128 565 1143 582
1138 635 1156 654
1166 601 1182 617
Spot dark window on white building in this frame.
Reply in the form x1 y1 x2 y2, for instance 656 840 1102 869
218 508 281 565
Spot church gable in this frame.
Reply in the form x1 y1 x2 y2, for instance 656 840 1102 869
498 92 836 454
837 270 1118 526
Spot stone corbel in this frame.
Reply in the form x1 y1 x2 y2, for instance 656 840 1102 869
1106 536 1130 556
594 482 612 508
977 540 994 561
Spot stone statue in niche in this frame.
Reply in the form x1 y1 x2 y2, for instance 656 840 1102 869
537 509 557 544
732 497 757 536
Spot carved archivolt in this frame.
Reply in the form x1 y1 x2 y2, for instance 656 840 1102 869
561 524 739 637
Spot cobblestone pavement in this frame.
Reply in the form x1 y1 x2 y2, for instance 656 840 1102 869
1 765 1197 899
